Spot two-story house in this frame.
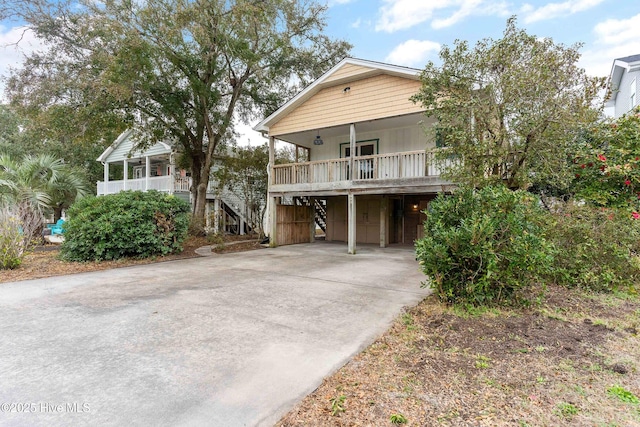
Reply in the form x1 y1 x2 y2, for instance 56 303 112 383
606 54 640 118
253 58 452 254
96 130 258 235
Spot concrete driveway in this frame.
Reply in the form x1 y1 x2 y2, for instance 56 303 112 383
0 243 429 426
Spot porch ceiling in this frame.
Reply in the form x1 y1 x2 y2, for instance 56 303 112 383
273 112 429 148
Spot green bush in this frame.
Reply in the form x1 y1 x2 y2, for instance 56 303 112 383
60 190 190 261
547 204 640 292
415 186 554 306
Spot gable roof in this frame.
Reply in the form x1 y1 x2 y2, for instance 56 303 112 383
606 54 640 106
97 129 172 163
252 58 421 133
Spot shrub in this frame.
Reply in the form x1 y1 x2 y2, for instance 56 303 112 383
415 186 554 306
60 190 190 261
547 203 640 293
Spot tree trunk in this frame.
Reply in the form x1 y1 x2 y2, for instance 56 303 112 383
189 155 212 236
53 207 63 222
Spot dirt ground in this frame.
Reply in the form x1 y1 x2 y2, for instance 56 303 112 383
278 285 640 426
0 234 263 284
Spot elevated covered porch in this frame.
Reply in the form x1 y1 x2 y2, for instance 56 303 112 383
253 57 454 253
262 114 453 254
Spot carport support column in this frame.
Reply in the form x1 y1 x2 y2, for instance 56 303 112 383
348 192 356 254
269 136 278 248
380 195 388 248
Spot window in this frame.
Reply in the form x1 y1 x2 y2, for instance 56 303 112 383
340 139 378 158
631 79 637 111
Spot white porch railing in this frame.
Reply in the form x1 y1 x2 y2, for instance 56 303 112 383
97 176 191 195
271 150 451 186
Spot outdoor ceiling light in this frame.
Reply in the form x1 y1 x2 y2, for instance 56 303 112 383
313 134 323 145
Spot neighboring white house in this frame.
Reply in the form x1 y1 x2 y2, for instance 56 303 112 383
96 130 258 235
254 57 452 253
606 54 640 118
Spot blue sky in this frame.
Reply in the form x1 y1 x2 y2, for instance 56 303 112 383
1 0 639 142
324 0 640 77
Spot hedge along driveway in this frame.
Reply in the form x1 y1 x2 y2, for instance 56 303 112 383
0 243 429 427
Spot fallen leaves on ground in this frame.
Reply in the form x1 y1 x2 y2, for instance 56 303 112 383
0 235 263 283
278 285 640 426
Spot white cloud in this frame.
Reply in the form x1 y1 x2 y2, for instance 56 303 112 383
375 0 509 33
579 13 640 78
593 12 640 46
351 18 362 28
376 0 445 33
0 25 47 99
385 39 440 68
523 0 605 24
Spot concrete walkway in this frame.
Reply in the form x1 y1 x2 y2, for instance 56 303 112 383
0 243 429 427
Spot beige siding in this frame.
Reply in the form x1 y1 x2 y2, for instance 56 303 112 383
270 75 424 137
323 63 376 84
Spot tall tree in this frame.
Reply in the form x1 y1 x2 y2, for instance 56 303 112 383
412 17 605 191
0 105 27 159
4 0 351 234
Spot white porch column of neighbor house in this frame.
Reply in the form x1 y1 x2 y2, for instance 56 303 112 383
145 156 150 191
169 153 175 194
103 162 109 195
347 123 357 254
123 159 128 190
268 136 278 247
205 202 211 229
213 198 220 233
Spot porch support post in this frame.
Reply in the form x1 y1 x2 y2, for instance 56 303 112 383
169 153 175 194
103 162 109 195
213 198 220 233
348 192 356 254
123 160 128 190
205 201 210 229
309 197 316 243
269 196 278 247
349 123 356 181
269 136 278 247
239 217 245 235
380 195 388 248
145 156 150 191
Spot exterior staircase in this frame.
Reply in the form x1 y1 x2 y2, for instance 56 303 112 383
208 180 264 235
294 196 327 233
